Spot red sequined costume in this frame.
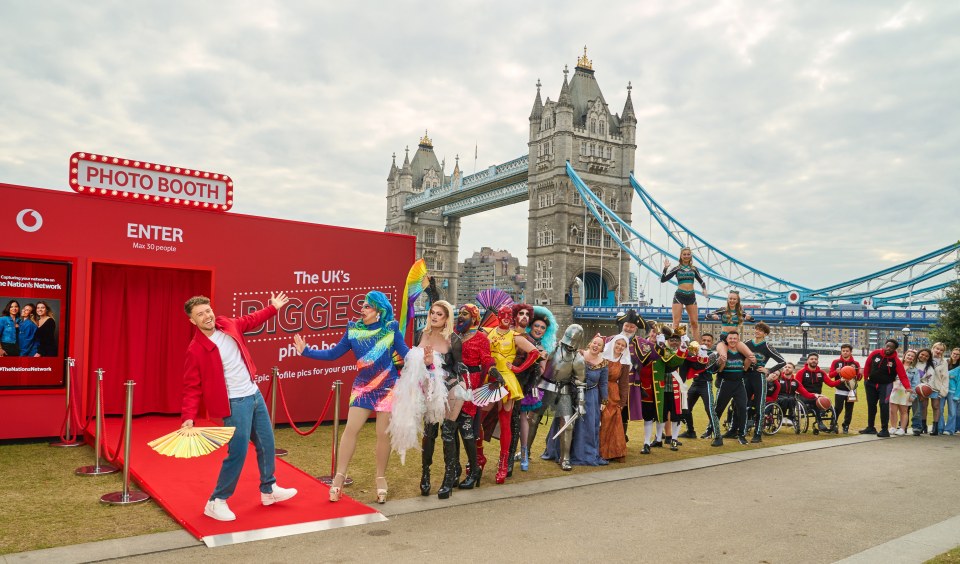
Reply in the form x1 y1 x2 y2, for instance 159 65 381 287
453 303 495 490
460 331 494 417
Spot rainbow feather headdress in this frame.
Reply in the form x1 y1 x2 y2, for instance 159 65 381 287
399 259 428 335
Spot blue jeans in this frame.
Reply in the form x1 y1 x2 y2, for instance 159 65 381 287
911 398 927 431
941 393 958 433
210 390 277 500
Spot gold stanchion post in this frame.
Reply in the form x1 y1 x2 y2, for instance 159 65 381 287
76 369 119 476
270 366 288 457
51 358 83 447
319 380 352 485
100 380 150 505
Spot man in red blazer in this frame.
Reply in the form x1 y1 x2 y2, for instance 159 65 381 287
181 292 296 522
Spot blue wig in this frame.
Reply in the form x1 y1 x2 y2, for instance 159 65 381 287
365 291 394 324
530 306 559 354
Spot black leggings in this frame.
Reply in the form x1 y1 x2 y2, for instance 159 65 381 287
684 381 712 431
744 370 766 436
835 394 855 427
714 378 747 437
864 381 892 430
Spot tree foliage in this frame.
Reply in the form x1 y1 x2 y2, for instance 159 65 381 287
930 263 960 348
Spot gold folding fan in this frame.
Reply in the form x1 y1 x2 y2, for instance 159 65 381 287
147 427 235 458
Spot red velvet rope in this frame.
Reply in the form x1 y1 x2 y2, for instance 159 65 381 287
57 364 89 442
276 375 335 436
97 384 127 466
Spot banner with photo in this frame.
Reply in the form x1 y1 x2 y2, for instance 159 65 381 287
0 258 71 388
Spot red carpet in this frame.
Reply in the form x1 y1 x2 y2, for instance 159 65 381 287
98 415 385 547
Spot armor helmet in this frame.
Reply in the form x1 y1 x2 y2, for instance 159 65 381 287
559 324 585 351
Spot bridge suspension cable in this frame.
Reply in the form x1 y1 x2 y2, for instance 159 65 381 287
628 171 958 308
566 163 788 303
569 163 959 307
629 174 809 295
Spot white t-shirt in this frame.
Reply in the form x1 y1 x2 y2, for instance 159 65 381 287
210 330 258 398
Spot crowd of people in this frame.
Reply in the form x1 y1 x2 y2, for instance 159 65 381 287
290 284 959 507
0 298 58 358
178 251 957 521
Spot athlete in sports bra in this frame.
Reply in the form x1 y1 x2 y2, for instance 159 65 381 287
707 290 756 371
661 247 707 340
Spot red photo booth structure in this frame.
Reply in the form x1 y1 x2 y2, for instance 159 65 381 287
2 180 414 440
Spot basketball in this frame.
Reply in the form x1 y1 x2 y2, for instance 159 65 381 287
815 395 832 410
839 366 857 380
916 383 933 400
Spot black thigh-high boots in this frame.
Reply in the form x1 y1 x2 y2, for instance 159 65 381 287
420 422 438 496
457 412 481 489
506 407 521 477
437 420 458 499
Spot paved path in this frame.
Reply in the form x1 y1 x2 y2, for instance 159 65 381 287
6 435 959 563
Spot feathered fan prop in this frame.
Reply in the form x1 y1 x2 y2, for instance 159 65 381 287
476 288 514 329
472 384 508 407
399 259 429 335
147 427 235 458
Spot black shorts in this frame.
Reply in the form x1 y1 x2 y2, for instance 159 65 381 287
672 291 696 306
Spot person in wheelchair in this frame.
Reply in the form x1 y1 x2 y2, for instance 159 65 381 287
795 353 838 434
725 373 783 435
776 363 800 428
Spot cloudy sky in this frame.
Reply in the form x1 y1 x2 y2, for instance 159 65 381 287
2 1 957 302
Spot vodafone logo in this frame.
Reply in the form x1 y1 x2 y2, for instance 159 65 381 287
16 209 43 233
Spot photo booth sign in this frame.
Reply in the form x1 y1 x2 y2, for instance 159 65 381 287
69 152 234 211
2 180 414 439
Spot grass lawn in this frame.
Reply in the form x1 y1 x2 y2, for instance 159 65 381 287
928 547 960 563
0 399 929 554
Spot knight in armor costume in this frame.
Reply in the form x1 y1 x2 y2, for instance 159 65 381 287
545 324 587 471
451 304 500 489
481 305 540 484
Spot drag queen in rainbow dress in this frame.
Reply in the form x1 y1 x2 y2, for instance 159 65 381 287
294 291 410 504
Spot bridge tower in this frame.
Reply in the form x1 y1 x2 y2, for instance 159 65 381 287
385 132 461 302
527 48 637 322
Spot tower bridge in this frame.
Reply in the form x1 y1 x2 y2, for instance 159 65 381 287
385 48 958 326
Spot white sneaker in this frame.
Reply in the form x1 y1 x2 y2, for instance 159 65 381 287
204 498 236 521
895 428 905 436
783 418 793 427
261 484 298 506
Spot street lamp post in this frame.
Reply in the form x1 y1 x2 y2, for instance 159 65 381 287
902 326 911 351
800 322 811 358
